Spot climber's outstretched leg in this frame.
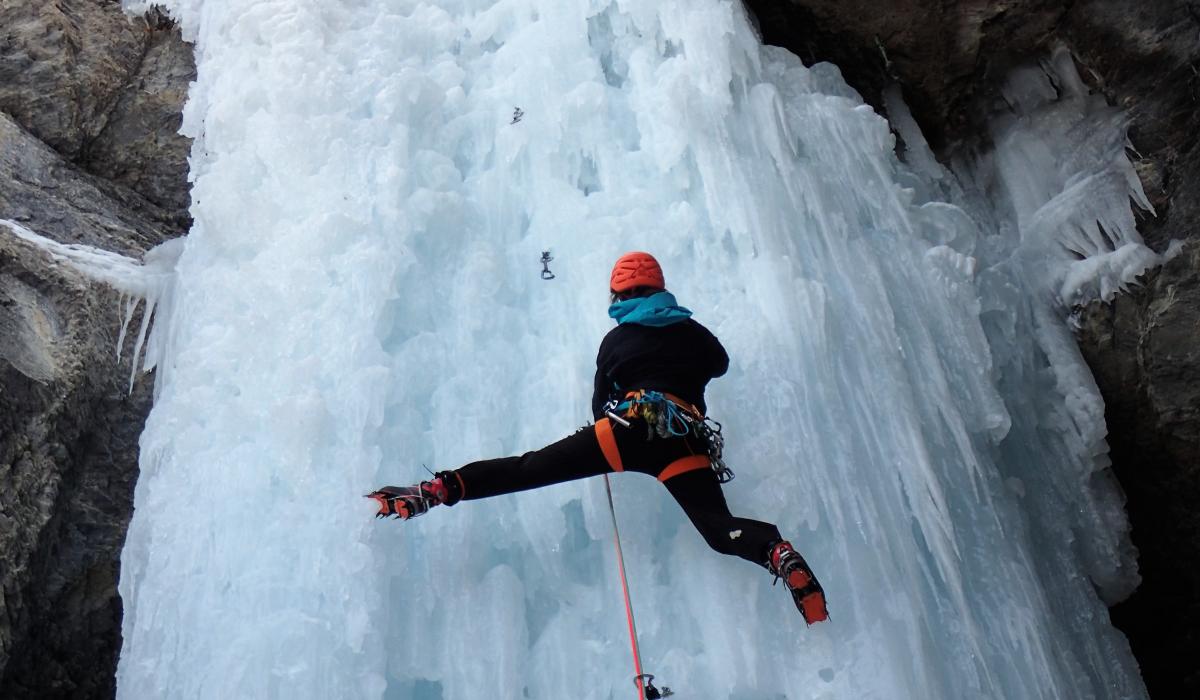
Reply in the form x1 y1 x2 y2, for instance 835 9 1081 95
664 469 828 624
367 425 613 518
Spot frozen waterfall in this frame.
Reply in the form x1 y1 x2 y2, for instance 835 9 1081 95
97 0 1164 698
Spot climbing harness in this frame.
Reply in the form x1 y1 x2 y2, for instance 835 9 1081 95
604 474 672 700
540 251 555 280
605 390 734 483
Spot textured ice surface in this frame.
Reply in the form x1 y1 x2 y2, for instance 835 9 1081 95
108 2 1155 699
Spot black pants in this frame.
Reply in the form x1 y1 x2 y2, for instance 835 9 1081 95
451 418 783 567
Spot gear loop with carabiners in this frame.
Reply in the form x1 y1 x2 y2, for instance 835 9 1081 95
609 390 735 483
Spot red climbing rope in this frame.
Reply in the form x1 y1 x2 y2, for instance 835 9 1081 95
604 474 647 700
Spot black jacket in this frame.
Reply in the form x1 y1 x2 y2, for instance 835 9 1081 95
591 318 729 419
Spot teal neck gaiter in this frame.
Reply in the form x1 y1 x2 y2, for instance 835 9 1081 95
608 291 693 327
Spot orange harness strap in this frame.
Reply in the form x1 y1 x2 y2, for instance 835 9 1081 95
657 455 712 483
594 417 625 472
599 406 712 482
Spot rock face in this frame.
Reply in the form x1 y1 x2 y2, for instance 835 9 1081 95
0 1 191 697
744 0 1199 249
0 215 153 699
744 0 1200 696
1076 241 1200 694
0 1 192 226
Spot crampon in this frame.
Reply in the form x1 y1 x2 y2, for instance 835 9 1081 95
769 541 829 625
365 484 439 520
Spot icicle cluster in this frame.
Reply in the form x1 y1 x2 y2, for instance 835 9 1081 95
2 219 183 392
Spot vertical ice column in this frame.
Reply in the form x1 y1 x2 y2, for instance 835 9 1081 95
116 1 418 697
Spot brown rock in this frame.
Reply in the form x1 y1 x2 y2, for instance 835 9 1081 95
0 0 144 157
0 112 168 698
0 113 170 253
1076 242 1200 694
80 12 195 226
0 2 190 696
745 0 1066 143
0 0 194 224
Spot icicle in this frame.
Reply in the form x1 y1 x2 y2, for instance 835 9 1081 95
117 294 139 360
128 296 157 392
949 45 1179 307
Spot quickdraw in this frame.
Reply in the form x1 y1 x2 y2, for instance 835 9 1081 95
692 415 734 484
605 390 735 483
634 674 673 699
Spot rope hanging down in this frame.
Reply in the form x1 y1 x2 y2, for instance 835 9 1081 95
604 474 673 700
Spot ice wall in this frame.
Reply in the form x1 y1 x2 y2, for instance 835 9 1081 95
109 1 1156 699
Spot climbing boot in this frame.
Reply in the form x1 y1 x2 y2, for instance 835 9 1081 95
367 471 463 520
768 540 829 625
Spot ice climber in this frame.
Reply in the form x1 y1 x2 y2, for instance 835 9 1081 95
368 251 828 624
